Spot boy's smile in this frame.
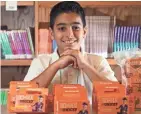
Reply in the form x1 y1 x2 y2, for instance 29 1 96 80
50 12 87 54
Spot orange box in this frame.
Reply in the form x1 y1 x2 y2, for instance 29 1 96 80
7 81 48 113
53 84 90 114
93 81 129 114
8 88 48 113
125 58 141 112
15 94 47 112
8 81 39 113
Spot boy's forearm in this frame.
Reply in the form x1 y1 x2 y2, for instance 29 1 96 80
31 61 60 87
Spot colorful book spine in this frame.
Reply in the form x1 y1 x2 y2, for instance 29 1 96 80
11 31 20 59
0 89 8 105
128 27 132 50
117 26 120 51
0 31 7 58
114 26 117 52
136 26 140 48
14 31 25 59
125 27 129 50
140 27 141 49
18 30 26 59
119 26 124 51
23 30 32 59
7 31 16 59
26 27 35 57
122 26 126 51
131 26 135 49
1 31 13 59
19 30 29 59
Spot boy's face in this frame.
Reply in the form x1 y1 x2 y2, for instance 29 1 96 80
123 100 127 105
83 105 88 111
50 12 87 54
39 97 43 103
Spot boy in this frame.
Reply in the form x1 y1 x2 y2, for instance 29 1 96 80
116 97 128 114
24 1 117 113
32 95 44 112
78 102 89 114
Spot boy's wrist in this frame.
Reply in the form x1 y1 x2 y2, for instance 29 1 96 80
80 61 89 70
52 60 61 70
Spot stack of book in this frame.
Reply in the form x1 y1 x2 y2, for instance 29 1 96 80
0 89 8 105
38 29 53 54
114 26 141 52
0 27 34 59
85 16 116 58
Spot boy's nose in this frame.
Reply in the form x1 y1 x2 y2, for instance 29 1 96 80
67 27 74 39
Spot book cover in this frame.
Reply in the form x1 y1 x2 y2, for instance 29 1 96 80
26 27 35 57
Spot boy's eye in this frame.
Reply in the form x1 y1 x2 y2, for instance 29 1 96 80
58 27 66 31
72 26 80 30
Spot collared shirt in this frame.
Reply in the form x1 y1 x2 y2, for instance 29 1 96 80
119 104 128 114
78 110 88 114
24 50 117 106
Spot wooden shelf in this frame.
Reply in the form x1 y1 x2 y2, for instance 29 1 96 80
1 60 32 66
38 1 141 8
1 59 117 66
1 1 34 6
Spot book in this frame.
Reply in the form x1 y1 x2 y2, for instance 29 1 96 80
38 29 52 54
26 27 35 57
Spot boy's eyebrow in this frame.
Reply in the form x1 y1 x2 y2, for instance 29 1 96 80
56 22 81 26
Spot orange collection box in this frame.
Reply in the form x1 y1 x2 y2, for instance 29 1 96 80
15 94 47 112
8 81 39 113
7 81 48 113
93 81 129 114
53 84 90 114
125 58 141 111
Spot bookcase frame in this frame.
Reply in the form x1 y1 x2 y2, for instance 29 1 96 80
1 1 141 66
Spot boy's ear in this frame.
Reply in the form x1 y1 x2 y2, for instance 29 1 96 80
83 26 87 38
49 27 54 40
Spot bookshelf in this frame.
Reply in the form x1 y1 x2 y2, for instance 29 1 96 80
1 1 141 67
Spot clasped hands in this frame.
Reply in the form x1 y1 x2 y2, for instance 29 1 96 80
57 48 88 70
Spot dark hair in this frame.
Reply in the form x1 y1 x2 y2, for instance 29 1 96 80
39 95 43 98
82 102 88 106
50 1 86 29
123 97 127 101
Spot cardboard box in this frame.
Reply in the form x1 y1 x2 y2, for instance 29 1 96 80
93 81 129 114
7 81 48 113
15 94 47 112
125 58 141 112
53 84 90 114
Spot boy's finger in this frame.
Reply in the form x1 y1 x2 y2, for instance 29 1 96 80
60 50 71 56
64 47 71 50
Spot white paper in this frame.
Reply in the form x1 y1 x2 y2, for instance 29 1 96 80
6 1 17 11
